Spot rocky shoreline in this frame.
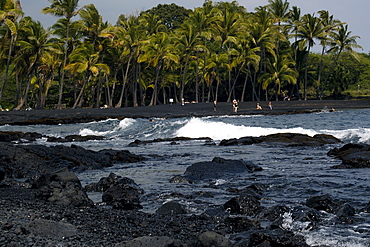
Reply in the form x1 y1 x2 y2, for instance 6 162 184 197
1 100 370 246
2 125 370 246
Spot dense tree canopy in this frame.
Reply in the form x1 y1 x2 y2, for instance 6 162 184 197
0 0 367 110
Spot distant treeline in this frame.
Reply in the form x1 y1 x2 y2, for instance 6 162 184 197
0 0 368 110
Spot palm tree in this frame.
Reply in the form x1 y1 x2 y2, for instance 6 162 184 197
324 24 362 86
248 7 276 101
65 43 110 108
204 52 229 102
37 48 62 108
13 17 53 110
316 10 341 98
187 6 214 102
258 54 297 100
139 32 178 106
0 0 23 101
42 0 82 109
294 13 326 100
211 4 243 101
79 4 110 108
175 22 202 103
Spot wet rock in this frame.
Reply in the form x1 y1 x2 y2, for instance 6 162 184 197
0 143 144 180
291 205 322 223
128 137 212 146
0 168 5 182
47 134 106 142
23 219 78 238
34 168 93 207
260 205 290 221
98 149 146 163
336 203 356 217
0 131 43 143
155 201 187 215
85 172 122 192
248 229 309 247
328 143 370 168
201 206 229 221
170 175 193 184
362 201 370 213
116 236 183 247
219 133 341 147
224 193 262 216
102 177 144 210
305 194 341 214
184 157 262 182
224 216 261 232
187 231 232 247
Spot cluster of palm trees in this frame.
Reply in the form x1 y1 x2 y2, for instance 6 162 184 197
0 0 362 110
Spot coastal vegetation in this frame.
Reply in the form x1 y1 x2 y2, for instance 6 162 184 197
0 0 368 110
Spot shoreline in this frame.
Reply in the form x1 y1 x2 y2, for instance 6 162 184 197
0 99 369 125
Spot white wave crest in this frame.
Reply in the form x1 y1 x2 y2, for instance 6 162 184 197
175 118 318 140
118 118 136 129
323 128 370 144
79 118 136 136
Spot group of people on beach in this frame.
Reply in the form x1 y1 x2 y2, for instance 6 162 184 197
229 100 273 112
255 102 272 110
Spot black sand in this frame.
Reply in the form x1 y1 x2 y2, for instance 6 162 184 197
0 99 369 125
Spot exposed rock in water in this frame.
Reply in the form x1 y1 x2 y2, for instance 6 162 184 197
0 131 43 143
85 172 122 192
219 133 342 147
328 143 370 168
47 134 106 142
182 157 262 182
0 142 144 180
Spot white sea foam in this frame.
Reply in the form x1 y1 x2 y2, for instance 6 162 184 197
323 128 370 144
118 118 136 129
175 118 318 140
79 118 136 136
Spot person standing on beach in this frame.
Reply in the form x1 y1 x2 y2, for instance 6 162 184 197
256 103 262 110
213 101 217 111
232 99 239 113
268 101 273 110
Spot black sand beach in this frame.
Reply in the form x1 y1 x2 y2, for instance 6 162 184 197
0 99 369 125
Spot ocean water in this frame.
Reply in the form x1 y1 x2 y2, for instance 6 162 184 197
1 108 370 246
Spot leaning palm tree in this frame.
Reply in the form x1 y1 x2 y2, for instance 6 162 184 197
0 0 23 101
42 0 82 109
294 13 326 100
13 17 53 110
65 43 110 108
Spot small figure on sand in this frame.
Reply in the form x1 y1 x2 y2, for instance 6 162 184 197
232 99 239 113
256 103 262 110
268 101 273 110
213 100 217 111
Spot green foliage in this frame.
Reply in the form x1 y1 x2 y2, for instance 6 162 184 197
144 3 192 30
0 0 367 109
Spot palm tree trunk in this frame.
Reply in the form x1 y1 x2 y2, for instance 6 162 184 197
116 56 132 108
304 45 311 100
0 34 16 101
149 60 162 106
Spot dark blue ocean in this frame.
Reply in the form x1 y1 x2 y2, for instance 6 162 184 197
2 108 370 246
